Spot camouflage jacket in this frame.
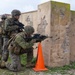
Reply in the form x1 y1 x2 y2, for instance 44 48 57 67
4 18 24 37
8 32 34 54
4 18 19 31
0 20 5 35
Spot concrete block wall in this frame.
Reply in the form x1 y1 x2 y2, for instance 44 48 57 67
70 11 75 62
37 1 70 67
50 1 70 67
19 11 38 33
37 1 51 66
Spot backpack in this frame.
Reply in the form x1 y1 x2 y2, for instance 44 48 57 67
8 36 21 55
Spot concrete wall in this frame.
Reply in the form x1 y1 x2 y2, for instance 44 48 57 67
19 11 38 33
37 1 51 66
70 11 75 62
50 1 70 67
37 1 70 67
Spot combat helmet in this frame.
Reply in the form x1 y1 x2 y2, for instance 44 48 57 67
24 26 34 34
1 14 7 20
11 9 21 17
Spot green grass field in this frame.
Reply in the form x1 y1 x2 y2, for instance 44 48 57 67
0 54 75 75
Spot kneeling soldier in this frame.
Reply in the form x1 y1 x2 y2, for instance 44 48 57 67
6 26 36 72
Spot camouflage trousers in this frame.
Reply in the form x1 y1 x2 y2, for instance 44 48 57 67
2 37 9 62
6 47 33 71
0 35 3 56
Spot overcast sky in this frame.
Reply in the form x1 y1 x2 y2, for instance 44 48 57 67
0 0 75 15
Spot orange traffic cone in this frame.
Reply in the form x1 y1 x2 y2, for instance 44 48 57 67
33 42 48 71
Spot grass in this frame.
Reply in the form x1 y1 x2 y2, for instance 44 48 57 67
45 62 75 74
1 55 75 75
20 55 75 74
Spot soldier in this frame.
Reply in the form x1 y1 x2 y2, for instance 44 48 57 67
0 9 24 68
6 26 36 72
0 15 7 60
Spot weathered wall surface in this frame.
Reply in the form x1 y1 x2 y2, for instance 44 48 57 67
70 11 75 62
38 1 51 66
38 1 70 67
19 11 38 33
50 1 70 67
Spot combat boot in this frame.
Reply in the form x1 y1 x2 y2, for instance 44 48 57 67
6 62 22 72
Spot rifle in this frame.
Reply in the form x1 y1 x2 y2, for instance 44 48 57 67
26 34 49 42
13 21 24 29
16 22 24 29
9 21 24 33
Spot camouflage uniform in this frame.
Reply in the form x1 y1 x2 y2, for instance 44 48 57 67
0 15 7 60
6 26 35 72
0 10 24 68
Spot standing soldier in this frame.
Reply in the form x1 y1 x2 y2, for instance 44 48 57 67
0 15 7 60
0 10 24 68
6 26 36 72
